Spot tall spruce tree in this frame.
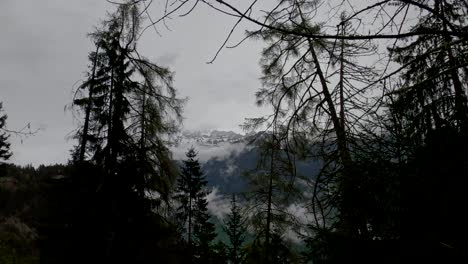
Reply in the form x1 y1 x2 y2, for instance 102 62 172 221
62 2 186 262
72 2 182 202
175 148 203 245
224 194 246 264
193 190 217 264
175 148 217 263
389 0 468 140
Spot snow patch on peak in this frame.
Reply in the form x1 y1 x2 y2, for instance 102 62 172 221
178 129 244 146
171 129 248 162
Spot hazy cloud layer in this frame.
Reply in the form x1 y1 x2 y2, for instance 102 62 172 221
206 187 231 220
171 141 247 163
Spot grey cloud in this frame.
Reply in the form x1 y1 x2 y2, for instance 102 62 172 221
171 141 247 163
206 187 231 220
1 1 267 165
156 53 179 66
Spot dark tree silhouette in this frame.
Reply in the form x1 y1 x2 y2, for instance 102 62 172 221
243 133 299 263
175 147 217 263
192 190 217 264
40 2 187 263
175 148 205 246
72 1 183 202
175 148 224 263
224 194 246 264
0 102 12 162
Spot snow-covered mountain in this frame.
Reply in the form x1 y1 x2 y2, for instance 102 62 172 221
171 130 251 163
171 129 254 193
171 129 321 195
176 130 246 146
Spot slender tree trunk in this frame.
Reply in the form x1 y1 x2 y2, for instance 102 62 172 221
264 137 275 264
79 45 100 162
138 89 146 197
188 176 193 248
309 40 368 238
339 24 346 131
107 68 114 171
297 4 365 238
298 6 350 167
140 92 146 152
309 42 351 167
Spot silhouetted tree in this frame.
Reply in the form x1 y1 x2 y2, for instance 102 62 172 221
175 148 218 263
243 133 299 263
175 148 204 246
0 102 12 162
389 0 468 140
224 194 246 264
211 241 229 263
244 232 297 264
193 191 217 264
72 1 182 202
47 2 186 263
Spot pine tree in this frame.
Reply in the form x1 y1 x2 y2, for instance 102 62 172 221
224 194 246 264
243 2 379 242
244 134 298 263
382 2 468 259
193 192 217 264
389 0 468 139
72 2 182 202
175 148 203 245
0 102 12 162
175 148 217 263
63 2 185 262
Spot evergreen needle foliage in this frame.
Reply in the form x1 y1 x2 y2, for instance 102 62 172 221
175 148 218 263
0 102 12 162
224 194 247 264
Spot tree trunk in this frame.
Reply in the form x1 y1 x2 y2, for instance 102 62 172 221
137 90 146 197
264 136 276 263
79 45 100 162
339 24 346 130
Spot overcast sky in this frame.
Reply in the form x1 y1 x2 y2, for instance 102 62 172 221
1 0 268 166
